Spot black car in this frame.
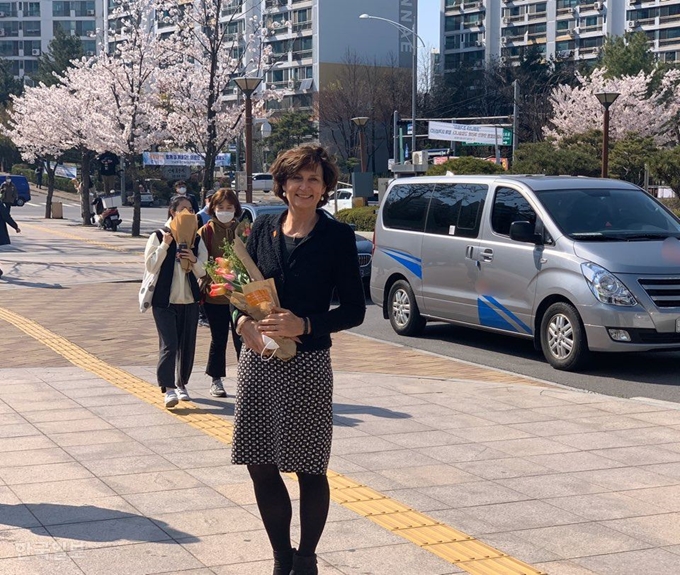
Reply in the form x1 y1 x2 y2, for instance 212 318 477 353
239 202 372 283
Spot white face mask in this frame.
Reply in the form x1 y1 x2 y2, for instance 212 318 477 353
177 187 187 194
261 334 280 361
215 210 235 224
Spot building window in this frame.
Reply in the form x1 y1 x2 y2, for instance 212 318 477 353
53 2 71 17
23 21 40 37
22 2 39 16
0 40 18 57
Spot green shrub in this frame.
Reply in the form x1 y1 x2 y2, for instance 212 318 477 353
334 206 377 232
11 164 78 194
426 156 505 176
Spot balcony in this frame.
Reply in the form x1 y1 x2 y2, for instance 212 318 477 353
291 49 312 59
292 21 311 32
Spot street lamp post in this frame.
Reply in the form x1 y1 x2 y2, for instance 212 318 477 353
360 14 424 166
234 76 263 203
595 91 620 178
351 116 369 172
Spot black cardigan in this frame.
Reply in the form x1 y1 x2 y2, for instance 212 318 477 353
241 210 366 352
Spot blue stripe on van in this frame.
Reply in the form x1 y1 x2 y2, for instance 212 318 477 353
478 299 519 332
478 295 533 335
381 248 423 279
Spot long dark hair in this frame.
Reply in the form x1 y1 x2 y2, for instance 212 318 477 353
167 195 194 218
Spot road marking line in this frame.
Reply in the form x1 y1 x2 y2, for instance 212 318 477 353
0 306 545 575
21 223 144 254
26 202 42 207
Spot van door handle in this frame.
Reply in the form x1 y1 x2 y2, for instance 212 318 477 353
465 246 474 259
481 249 494 262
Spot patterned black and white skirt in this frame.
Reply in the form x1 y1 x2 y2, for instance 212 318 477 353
232 347 333 475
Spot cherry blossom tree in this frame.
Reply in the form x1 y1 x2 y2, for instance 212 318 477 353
545 68 680 145
156 1 283 196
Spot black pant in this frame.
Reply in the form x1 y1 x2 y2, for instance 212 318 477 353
203 302 242 378
3 202 11 215
153 303 199 390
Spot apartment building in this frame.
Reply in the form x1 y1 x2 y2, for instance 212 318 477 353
0 1 104 80
442 0 680 70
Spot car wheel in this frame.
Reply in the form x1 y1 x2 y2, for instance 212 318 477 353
16 199 24 207
387 280 426 336
540 302 590 371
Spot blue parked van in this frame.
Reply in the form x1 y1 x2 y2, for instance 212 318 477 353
7 175 31 206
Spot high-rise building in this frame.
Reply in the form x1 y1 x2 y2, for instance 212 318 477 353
1 1 104 80
442 0 680 72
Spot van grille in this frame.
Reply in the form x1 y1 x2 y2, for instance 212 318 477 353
638 277 680 308
358 254 372 268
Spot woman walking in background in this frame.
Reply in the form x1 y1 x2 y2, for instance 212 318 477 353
0 200 20 278
198 188 243 397
144 196 207 408
232 145 366 575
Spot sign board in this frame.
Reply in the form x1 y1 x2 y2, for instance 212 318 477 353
352 172 374 198
142 152 232 167
161 165 191 181
48 162 77 179
428 121 512 146
235 171 248 192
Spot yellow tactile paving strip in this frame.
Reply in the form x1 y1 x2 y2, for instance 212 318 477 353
21 222 144 254
0 305 545 575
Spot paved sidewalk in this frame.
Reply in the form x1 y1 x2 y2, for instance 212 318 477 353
2 216 680 575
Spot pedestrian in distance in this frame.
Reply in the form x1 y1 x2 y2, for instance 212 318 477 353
198 188 243 398
197 189 215 227
0 175 18 214
232 145 366 575
144 196 208 408
35 165 43 189
172 180 200 214
0 200 20 278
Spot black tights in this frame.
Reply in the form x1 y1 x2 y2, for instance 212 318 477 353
248 464 330 556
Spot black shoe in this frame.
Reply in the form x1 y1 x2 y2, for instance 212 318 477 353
0 269 3 278
273 547 294 575
290 552 317 575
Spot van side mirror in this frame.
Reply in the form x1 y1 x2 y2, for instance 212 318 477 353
510 221 543 245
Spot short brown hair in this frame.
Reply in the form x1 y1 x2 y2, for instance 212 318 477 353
208 188 242 218
270 145 339 208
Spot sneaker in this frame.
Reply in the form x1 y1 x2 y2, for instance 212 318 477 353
198 318 210 328
164 390 178 408
210 380 227 397
177 385 191 401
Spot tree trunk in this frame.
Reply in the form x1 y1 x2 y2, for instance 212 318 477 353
44 164 56 219
80 150 93 226
130 155 141 237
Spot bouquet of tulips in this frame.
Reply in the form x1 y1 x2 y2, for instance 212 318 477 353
204 236 296 360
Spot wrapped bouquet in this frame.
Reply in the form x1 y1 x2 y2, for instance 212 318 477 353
205 236 296 361
169 209 198 272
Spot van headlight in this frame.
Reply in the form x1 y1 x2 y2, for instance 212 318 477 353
581 262 637 307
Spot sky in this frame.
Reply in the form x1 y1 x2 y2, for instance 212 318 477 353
418 0 440 50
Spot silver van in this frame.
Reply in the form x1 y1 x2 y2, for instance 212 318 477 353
370 175 680 371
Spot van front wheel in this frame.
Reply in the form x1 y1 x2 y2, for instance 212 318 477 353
388 280 426 336
540 302 590 371
16 199 24 207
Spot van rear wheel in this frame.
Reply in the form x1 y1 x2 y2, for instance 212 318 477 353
388 280 426 336
16 199 24 207
540 302 590 371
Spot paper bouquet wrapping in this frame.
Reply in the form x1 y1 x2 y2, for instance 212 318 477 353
169 209 198 272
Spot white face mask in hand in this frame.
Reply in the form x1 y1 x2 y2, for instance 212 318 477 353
260 334 280 361
215 210 234 224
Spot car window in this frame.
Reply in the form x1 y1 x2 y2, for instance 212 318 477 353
339 191 351 200
241 209 254 224
492 187 537 237
425 183 487 238
382 183 433 232
536 188 680 237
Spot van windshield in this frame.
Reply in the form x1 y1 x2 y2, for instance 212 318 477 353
535 188 680 241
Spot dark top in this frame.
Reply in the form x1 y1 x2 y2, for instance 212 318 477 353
151 229 201 308
240 210 366 352
97 152 119 177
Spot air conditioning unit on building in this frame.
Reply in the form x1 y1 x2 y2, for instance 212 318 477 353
593 1 602 10
500 56 507 63
31 49 40 56
627 20 638 29
502 17 510 25
287 79 296 89
0 11 6 17
412 151 428 166
0 29 5 37
87 9 95 15
501 36 508 44
475 40 483 47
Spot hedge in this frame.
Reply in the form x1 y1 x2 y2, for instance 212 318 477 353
334 206 377 231
11 164 78 194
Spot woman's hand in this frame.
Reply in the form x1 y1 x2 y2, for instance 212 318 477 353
258 307 305 339
162 232 173 245
177 249 197 264
240 318 267 354
14 227 20 234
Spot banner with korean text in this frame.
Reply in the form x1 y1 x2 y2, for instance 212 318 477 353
428 121 512 146
142 152 232 167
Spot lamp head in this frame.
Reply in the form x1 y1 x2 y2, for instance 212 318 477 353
234 76 263 96
595 91 620 109
351 116 370 127
359 14 370 19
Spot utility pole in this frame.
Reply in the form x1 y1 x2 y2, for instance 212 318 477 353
512 80 519 165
